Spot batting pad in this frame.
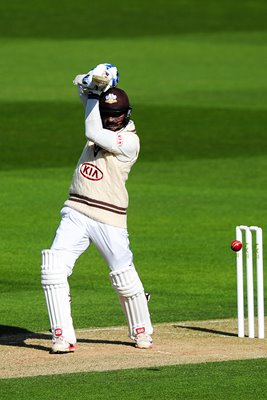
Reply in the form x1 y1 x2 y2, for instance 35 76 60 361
41 249 76 343
109 266 153 339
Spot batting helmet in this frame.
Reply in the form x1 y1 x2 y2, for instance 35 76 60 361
99 87 132 127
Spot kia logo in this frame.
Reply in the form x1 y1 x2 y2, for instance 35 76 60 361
80 162 103 181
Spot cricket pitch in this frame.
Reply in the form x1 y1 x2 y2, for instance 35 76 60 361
1 319 267 378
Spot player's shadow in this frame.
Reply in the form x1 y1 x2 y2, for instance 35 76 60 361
0 325 51 351
77 338 134 347
0 325 134 352
174 324 237 337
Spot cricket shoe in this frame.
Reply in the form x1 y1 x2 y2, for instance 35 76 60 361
50 336 76 354
134 332 153 349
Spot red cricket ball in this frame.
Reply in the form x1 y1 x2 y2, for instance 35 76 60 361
231 240 242 252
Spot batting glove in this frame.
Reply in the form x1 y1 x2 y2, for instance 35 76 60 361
73 63 119 95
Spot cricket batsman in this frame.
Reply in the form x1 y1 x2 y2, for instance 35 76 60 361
41 63 153 353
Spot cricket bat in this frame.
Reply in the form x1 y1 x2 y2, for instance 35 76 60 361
92 75 109 85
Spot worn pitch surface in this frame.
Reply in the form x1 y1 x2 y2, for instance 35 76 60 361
1 319 267 378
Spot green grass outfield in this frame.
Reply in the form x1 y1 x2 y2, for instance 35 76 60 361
2 360 267 400
1 0 267 397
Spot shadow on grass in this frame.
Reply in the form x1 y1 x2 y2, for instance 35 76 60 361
2 101 267 170
2 0 267 39
174 324 238 337
0 325 134 352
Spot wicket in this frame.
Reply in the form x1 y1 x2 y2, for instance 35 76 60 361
235 225 264 339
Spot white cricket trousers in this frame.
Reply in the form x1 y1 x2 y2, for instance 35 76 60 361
51 206 133 274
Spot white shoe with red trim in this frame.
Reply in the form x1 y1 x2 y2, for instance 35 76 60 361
50 336 76 354
134 332 153 349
